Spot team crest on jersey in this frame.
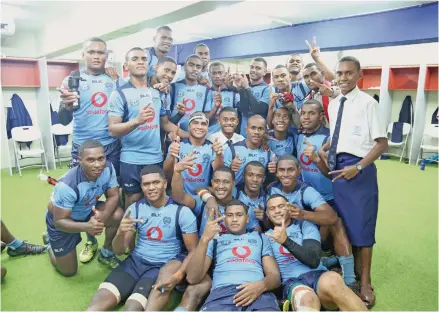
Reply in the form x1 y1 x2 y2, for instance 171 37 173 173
196 92 203 99
130 99 140 106
220 240 231 246
253 92 260 98
177 91 184 97
286 146 292 154
80 82 90 91
241 157 247 163
248 239 257 245
224 97 230 104
105 82 113 91
258 157 265 164
202 154 210 163
163 216 172 227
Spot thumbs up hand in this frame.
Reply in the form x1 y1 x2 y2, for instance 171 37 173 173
268 153 277 174
169 135 181 158
230 153 242 172
212 137 223 156
303 138 319 163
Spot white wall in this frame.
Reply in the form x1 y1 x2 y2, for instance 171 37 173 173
1 30 41 58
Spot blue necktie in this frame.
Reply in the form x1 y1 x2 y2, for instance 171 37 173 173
328 96 347 171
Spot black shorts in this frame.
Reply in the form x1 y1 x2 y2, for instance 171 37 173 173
120 162 163 194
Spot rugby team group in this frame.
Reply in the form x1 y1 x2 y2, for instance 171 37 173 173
1 25 389 311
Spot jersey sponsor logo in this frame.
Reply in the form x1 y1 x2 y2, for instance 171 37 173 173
188 163 203 177
80 82 90 91
279 245 297 263
92 80 103 83
105 82 113 91
228 246 255 264
220 240 231 246
146 226 163 241
137 124 159 131
91 92 108 108
183 98 196 112
248 153 258 158
299 153 312 166
187 88 195 92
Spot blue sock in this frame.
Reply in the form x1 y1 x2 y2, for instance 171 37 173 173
338 254 356 285
321 255 338 269
174 307 188 312
86 232 97 244
7 238 24 250
101 247 114 258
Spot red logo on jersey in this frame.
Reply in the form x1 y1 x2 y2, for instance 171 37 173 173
146 226 163 241
232 246 251 259
184 98 196 111
279 245 296 259
188 163 203 177
91 92 108 107
299 153 312 166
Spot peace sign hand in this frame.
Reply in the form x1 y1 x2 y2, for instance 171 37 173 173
305 36 321 60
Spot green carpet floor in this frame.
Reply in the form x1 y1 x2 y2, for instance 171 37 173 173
1 159 438 311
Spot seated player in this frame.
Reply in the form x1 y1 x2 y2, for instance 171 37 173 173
172 155 235 236
236 161 268 232
87 165 198 311
163 112 223 196
297 100 357 288
186 199 281 311
223 115 276 188
267 107 296 157
265 194 366 311
267 155 337 226
44 140 123 276
206 107 244 149
1 220 47 281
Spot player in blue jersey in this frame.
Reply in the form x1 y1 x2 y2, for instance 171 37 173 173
168 55 217 132
195 43 211 87
265 194 367 311
236 161 267 232
267 155 337 226
286 54 310 111
267 107 296 157
108 48 188 209
44 140 123 276
233 57 270 136
58 37 125 175
208 61 240 134
163 112 223 196
223 115 277 187
297 100 357 289
145 26 173 79
267 65 300 130
87 165 199 311
186 199 281 311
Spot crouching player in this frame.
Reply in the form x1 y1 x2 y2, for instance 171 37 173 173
87 165 198 311
265 194 367 311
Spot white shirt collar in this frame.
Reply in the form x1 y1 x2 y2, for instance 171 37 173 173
341 86 360 102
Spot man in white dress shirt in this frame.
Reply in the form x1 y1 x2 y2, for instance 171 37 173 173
326 56 388 308
207 107 244 149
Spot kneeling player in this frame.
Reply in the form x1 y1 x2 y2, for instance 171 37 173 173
187 199 281 311
87 166 198 311
265 195 366 311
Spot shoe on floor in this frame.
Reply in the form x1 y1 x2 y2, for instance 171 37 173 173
79 241 98 263
97 251 121 269
7 241 47 257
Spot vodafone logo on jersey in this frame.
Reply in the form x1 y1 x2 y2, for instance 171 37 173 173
146 226 163 241
279 245 296 263
232 246 251 259
188 163 203 177
299 153 312 166
91 92 108 107
184 98 196 111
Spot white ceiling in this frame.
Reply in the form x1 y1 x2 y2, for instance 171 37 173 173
0 0 434 59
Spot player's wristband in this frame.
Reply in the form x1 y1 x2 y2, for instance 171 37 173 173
198 189 213 202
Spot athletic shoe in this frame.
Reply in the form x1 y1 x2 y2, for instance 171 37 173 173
97 251 121 269
6 241 47 257
79 241 98 263
282 299 290 312
1 242 5 252
42 232 49 245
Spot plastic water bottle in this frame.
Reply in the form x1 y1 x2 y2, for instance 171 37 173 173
420 159 426 171
38 169 48 181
